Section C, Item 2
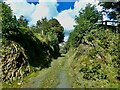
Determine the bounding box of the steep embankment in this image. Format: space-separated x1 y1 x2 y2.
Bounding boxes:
63 4 120 88
1 3 63 88
2 28 56 88
66 29 120 88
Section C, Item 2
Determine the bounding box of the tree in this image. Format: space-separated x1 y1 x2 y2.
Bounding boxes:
2 2 18 36
66 4 99 48
36 18 50 35
76 4 99 24
30 25 37 32
75 4 99 36
18 15 28 28
99 1 120 24
35 18 64 43
36 20 42 30
48 18 64 43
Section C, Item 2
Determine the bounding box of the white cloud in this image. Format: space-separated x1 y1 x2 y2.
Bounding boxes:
5 0 35 19
55 9 76 31
5 0 58 26
5 0 103 41
55 7 76 41
29 1 58 25
55 0 101 32
55 0 103 41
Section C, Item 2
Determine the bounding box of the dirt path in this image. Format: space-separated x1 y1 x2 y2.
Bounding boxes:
22 54 71 88
56 57 71 88
22 69 49 88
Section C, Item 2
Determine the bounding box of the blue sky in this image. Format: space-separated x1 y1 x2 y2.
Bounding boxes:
5 0 102 41
27 0 76 12
57 2 75 12
27 0 39 5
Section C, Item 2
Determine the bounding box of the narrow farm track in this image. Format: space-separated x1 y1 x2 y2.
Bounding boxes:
22 54 71 88
56 61 71 88
22 69 49 88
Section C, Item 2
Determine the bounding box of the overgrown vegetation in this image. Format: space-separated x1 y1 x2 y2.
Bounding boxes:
1 2 64 87
65 3 120 88
1 1 120 88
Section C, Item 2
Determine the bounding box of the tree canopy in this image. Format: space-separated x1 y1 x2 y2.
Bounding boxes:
18 15 28 28
35 18 64 43
48 18 64 43
2 2 18 35
99 1 120 21
66 4 99 48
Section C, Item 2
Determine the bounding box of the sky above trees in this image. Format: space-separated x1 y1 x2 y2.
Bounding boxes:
5 0 103 41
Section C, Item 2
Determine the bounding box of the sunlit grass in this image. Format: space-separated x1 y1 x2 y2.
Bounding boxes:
2 70 42 88
40 57 65 88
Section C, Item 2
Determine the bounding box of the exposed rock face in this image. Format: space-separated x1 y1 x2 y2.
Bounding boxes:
2 41 30 82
